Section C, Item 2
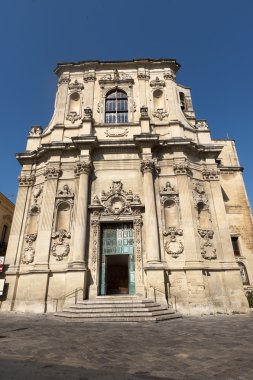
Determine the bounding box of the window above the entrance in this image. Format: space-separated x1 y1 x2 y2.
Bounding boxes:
105 89 128 124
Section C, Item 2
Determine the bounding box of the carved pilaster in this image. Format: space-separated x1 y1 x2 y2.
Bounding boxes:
133 216 143 281
90 219 100 273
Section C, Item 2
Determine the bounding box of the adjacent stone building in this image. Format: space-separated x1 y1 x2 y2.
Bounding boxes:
2 59 253 315
0 193 14 256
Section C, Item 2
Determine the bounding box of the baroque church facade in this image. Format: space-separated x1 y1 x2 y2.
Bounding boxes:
2 59 253 315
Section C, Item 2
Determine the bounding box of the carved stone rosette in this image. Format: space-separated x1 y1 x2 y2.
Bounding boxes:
74 161 92 177
43 167 62 180
18 174 35 187
198 229 217 260
202 168 220 181
22 233 37 264
163 228 184 258
51 229 71 261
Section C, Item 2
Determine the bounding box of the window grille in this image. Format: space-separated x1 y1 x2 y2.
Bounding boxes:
105 90 128 123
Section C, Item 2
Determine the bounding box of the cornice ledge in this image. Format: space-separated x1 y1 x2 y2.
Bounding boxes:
133 134 159 147
72 135 98 149
220 166 244 172
196 143 224 153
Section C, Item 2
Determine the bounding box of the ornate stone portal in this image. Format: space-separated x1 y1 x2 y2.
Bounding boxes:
2 58 253 316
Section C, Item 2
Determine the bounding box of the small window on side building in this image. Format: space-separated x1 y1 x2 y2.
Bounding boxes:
231 236 241 256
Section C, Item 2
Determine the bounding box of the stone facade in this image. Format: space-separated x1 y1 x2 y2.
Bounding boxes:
2 59 253 315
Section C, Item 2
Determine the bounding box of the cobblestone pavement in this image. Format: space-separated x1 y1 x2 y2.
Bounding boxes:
0 312 253 379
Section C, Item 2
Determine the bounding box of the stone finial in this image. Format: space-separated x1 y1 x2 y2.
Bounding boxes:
29 125 43 136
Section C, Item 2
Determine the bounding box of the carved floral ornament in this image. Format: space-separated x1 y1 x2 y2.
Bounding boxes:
51 229 71 261
90 180 143 218
163 227 184 258
196 120 209 130
153 109 169 121
192 180 209 210
68 79 84 91
198 229 217 260
66 112 81 123
99 70 134 84
150 77 166 89
22 233 37 264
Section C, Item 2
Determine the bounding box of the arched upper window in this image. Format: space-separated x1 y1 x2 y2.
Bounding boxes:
105 90 128 124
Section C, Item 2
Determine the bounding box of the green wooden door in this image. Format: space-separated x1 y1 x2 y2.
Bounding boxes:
100 223 135 295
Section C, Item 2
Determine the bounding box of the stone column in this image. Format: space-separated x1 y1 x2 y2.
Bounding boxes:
173 162 198 261
34 166 61 267
141 159 160 263
72 160 92 268
5 174 35 268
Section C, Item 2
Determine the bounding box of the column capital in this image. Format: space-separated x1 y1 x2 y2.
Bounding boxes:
141 159 160 174
18 173 35 187
43 166 62 180
173 162 191 176
202 167 220 181
74 161 92 177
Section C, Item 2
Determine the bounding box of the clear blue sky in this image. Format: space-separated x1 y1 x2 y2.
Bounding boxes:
1 0 252 208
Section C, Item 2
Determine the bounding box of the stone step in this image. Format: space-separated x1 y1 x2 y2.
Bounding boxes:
54 298 182 323
54 313 181 323
78 299 155 305
63 306 166 313
66 302 162 310
56 309 176 318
